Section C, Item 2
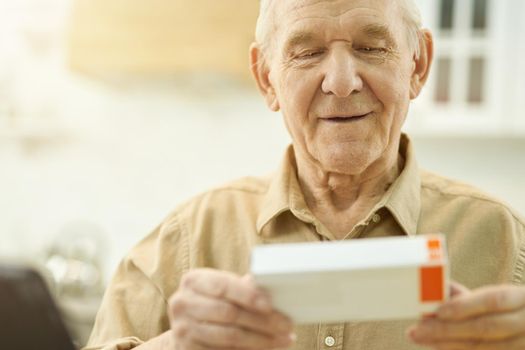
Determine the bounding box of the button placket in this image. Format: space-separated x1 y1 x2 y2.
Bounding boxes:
319 323 345 350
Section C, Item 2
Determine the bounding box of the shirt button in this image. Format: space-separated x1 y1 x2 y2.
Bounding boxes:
372 213 381 223
324 336 336 347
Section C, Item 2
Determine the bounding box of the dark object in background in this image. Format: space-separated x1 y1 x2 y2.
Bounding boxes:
0 264 76 350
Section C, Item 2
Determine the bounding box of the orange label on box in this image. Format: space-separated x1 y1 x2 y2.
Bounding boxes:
420 266 444 302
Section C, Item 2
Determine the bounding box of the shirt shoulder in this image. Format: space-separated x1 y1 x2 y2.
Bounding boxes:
420 169 525 226
420 169 525 286
153 175 273 273
142 174 273 250
169 175 271 222
190 175 271 200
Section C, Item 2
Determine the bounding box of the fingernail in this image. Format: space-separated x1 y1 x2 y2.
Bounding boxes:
274 333 296 346
407 328 418 340
421 312 437 320
255 295 272 312
275 315 293 332
411 331 426 343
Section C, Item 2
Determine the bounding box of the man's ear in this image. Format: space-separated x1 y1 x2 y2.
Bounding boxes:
410 29 434 99
250 43 280 111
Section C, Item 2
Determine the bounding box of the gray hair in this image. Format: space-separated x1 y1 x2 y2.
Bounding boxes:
255 0 423 58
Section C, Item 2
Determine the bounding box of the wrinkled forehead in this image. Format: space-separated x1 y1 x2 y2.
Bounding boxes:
268 0 405 49
273 0 402 23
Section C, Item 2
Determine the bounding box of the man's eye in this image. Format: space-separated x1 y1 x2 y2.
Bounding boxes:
297 51 324 59
358 47 387 53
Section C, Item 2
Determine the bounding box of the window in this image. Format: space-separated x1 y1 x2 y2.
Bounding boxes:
439 0 455 31
435 58 452 103
433 0 490 106
467 57 485 104
409 0 524 135
472 0 488 32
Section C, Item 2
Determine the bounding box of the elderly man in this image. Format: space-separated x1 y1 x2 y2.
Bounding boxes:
85 0 525 349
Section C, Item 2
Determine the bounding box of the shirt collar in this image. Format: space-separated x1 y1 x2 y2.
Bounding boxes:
256 146 297 233
379 134 421 236
256 134 421 237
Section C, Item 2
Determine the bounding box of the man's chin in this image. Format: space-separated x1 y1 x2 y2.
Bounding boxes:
317 147 374 176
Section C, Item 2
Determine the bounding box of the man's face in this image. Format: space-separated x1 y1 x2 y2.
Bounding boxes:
263 0 422 175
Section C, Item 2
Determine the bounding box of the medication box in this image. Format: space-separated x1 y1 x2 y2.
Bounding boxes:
251 234 449 323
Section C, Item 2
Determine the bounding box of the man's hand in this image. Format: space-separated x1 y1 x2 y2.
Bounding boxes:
407 282 525 349
168 268 295 350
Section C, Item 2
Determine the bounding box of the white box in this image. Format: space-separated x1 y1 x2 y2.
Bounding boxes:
251 234 449 323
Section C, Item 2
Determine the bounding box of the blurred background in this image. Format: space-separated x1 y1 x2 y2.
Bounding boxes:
0 0 524 347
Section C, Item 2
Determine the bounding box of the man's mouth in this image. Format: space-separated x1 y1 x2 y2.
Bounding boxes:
322 113 371 123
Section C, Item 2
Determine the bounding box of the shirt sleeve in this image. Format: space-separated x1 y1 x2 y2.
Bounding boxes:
513 215 525 285
83 213 190 350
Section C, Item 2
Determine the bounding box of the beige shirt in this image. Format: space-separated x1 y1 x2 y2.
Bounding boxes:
85 135 525 350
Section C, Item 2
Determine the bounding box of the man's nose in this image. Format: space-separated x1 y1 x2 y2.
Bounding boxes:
321 50 363 98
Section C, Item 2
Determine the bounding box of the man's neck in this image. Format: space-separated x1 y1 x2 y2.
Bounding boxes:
295 149 403 239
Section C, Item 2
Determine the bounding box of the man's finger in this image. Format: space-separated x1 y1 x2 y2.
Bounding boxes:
180 269 273 313
169 290 293 336
436 285 525 321
180 321 295 349
409 306 525 342
409 334 525 350
450 281 470 298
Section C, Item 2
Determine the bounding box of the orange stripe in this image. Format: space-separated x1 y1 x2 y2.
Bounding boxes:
420 266 444 302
